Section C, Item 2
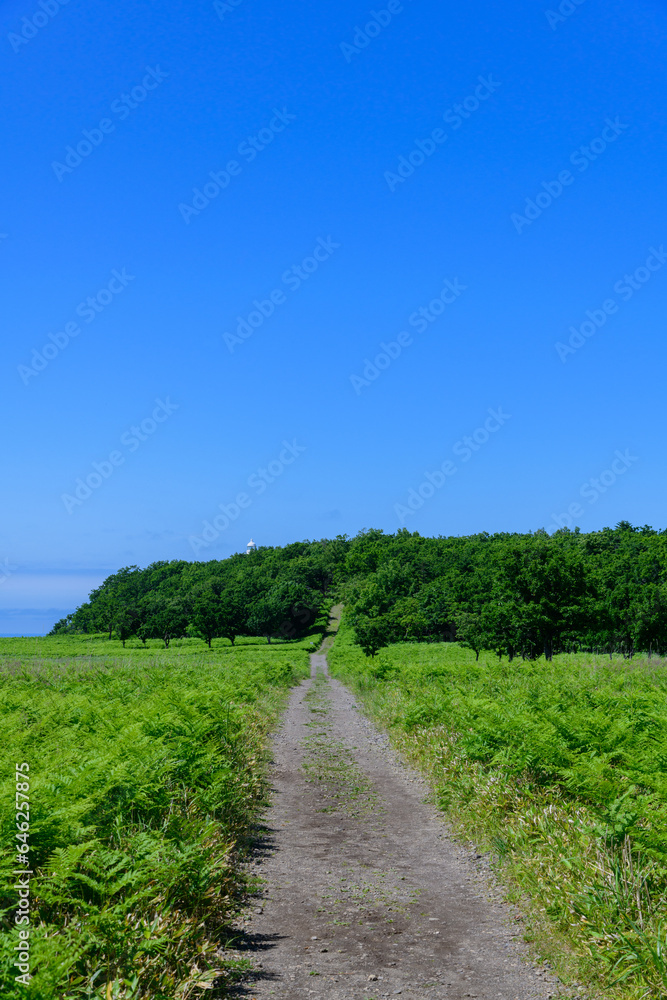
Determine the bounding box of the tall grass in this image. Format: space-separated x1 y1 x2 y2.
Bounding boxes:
0 632 319 659
0 637 312 999
329 620 667 998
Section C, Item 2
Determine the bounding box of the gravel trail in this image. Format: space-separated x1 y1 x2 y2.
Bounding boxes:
233 647 566 1000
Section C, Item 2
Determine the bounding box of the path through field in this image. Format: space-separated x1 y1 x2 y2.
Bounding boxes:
235 637 568 1000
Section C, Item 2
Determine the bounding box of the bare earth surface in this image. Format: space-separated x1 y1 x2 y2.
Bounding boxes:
232 643 569 1000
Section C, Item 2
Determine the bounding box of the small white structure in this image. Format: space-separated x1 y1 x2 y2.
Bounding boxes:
245 538 257 555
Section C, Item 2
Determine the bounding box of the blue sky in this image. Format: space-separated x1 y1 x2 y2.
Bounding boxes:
2 0 667 633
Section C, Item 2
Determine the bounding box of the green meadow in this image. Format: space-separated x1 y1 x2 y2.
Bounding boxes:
329 619 667 999
0 632 315 1000
6 601 667 1000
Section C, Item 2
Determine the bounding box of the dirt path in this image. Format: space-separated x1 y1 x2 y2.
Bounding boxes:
234 644 567 1000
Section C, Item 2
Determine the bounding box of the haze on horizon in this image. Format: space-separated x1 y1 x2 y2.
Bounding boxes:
2 0 666 634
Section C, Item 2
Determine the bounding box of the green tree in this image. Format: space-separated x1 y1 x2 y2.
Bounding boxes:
454 610 489 661
140 595 188 648
217 587 247 645
48 614 75 635
350 613 392 657
113 606 140 647
247 579 319 643
189 579 225 647
247 596 287 644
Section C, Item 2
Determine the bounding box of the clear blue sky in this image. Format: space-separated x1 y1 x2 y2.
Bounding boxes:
2 0 666 634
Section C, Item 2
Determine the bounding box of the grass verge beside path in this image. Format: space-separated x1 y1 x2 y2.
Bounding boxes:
0 631 318 1000
328 619 667 1000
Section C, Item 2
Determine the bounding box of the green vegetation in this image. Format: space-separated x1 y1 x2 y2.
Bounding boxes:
49 540 342 645
329 620 667 998
0 633 316 1000
302 674 377 819
340 523 667 660
10 522 667 996
49 523 667 660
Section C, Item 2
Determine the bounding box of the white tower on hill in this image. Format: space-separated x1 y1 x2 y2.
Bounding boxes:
246 538 256 555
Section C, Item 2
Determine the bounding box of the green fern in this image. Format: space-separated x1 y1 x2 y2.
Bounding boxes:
0 642 310 998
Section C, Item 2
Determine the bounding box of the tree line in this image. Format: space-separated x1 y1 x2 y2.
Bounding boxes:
50 523 667 658
49 540 339 647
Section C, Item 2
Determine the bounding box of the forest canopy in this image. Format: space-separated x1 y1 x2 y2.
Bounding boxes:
50 523 667 658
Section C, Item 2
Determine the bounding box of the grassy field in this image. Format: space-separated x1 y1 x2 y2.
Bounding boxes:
329 620 667 999
0 629 319 1000
0 632 324 659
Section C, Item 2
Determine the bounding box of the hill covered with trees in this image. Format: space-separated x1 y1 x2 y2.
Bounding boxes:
51 523 667 658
